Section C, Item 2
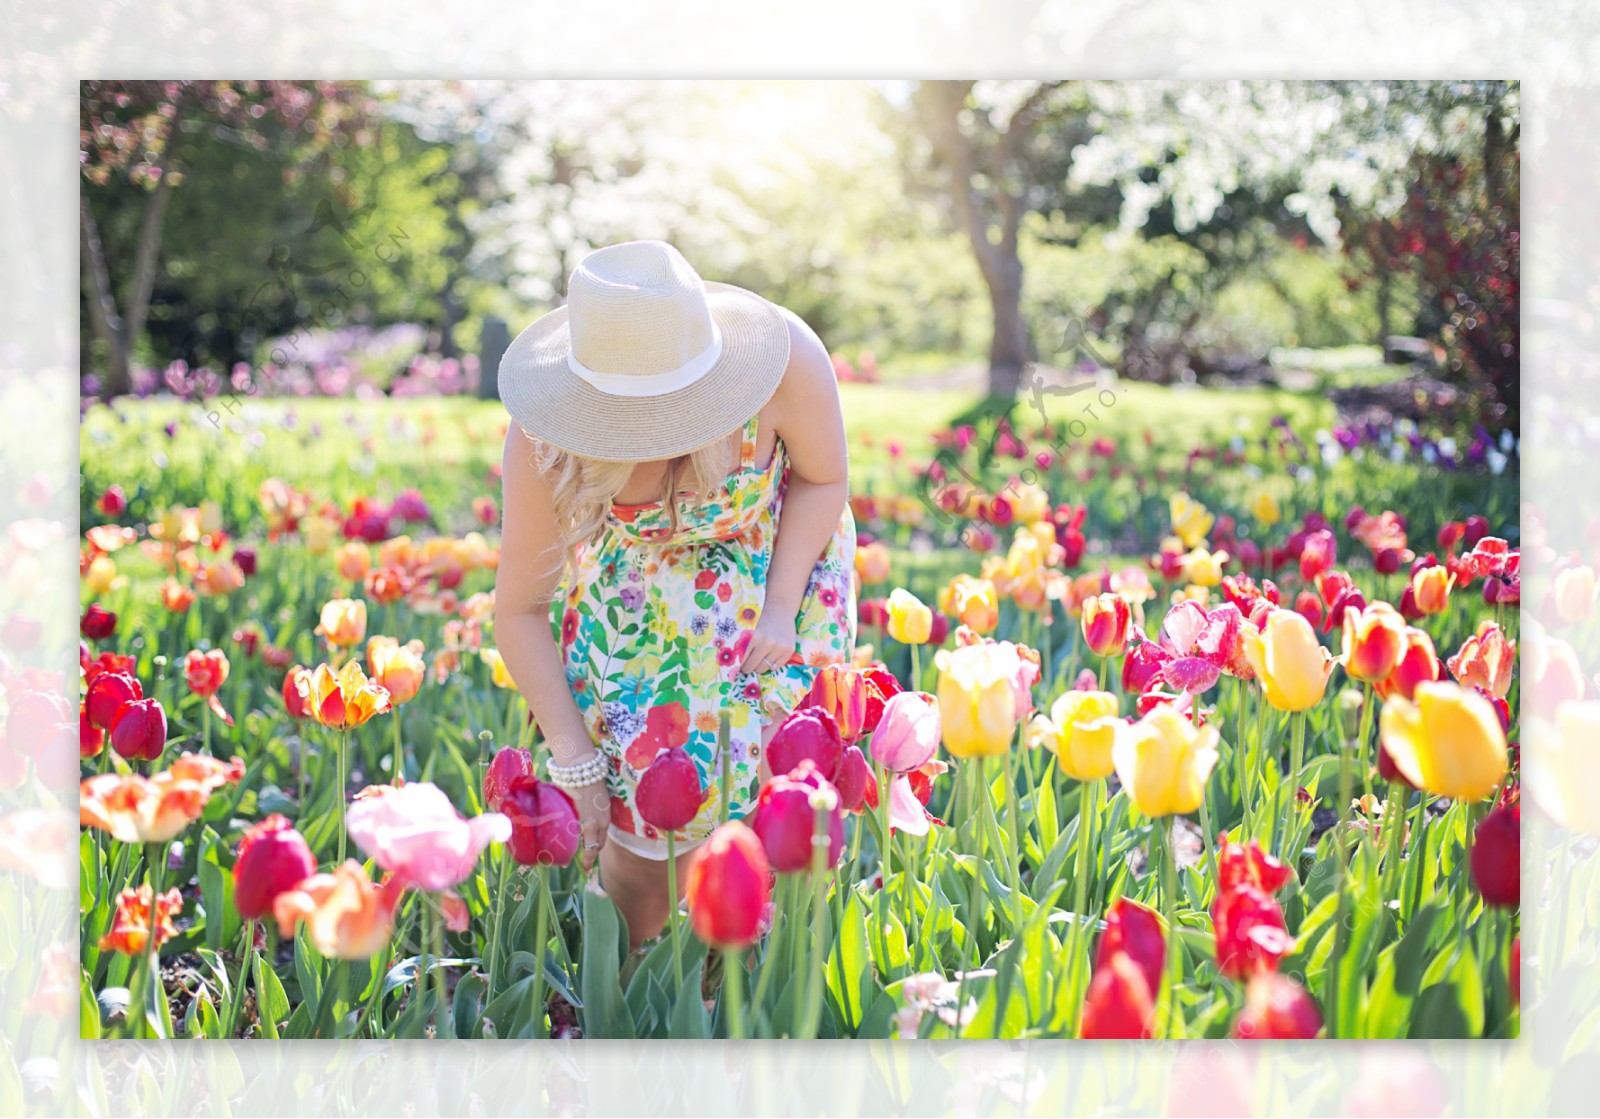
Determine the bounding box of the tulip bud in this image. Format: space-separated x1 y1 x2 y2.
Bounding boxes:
886 588 933 645
483 746 536 815
98 485 127 516
234 815 317 921
869 691 941 774
635 746 706 833
81 604 117 641
1337 688 1365 740
1079 951 1156 1039
766 706 844 783
834 745 871 812
502 776 580 867
85 671 142 731
109 697 167 762
1471 805 1520 908
749 762 844 873
686 821 771 949
1232 973 1322 1039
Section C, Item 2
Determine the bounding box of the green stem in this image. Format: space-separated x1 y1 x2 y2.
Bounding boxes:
531 867 550 1037
666 831 684 992
337 728 349 864
1379 779 1407 905
875 760 893 971
486 845 511 999
144 842 166 1039
392 711 405 783
221 919 253 1040
1279 710 1306 860
1067 777 1096 1034
1158 819 1180 1039
723 948 747 1039
800 798 831 1039
1328 719 1356 1038
1001 749 1025 929
1234 681 1250 836
1197 797 1220 908
910 643 922 691
431 898 451 1039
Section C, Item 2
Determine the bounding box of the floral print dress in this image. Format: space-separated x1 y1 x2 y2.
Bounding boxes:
554 412 857 855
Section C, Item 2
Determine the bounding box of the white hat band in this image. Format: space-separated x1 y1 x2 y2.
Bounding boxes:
565 320 725 398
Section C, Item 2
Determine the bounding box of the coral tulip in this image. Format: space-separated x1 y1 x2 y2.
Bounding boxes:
234 815 317 921
1551 564 1597 624
870 690 941 774
502 775 581 868
886 588 933 645
1242 608 1334 712
109 697 168 762
686 821 771 949
1470 805 1520 908
1410 565 1454 616
1447 621 1516 698
367 636 426 705
766 706 844 783
1037 690 1120 781
79 753 245 844
1299 529 1336 582
1379 682 1508 802
635 746 707 833
483 746 536 814
1081 593 1132 657
942 574 1000 635
346 781 510 890
273 860 406 959
1341 602 1407 683
1374 627 1442 702
282 665 314 719
855 542 891 585
1112 704 1220 817
1233 973 1322 1039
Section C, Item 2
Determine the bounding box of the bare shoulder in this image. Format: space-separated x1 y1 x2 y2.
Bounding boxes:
767 305 838 418
501 423 555 506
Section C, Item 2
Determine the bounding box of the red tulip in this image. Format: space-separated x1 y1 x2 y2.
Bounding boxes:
98 485 127 516
766 706 843 783
1216 837 1292 894
234 815 317 921
1293 590 1323 630
1299 529 1336 582
1121 638 1167 695
1079 951 1156 1039
281 665 313 719
80 704 104 758
635 746 706 833
484 746 536 815
1437 521 1466 551
834 745 871 812
1463 515 1490 547
1233 973 1322 1039
686 821 771 949
85 672 142 731
81 604 117 640
233 548 258 577
749 762 843 873
1323 585 1367 635
502 775 580 868
109 698 167 762
926 613 951 645
1212 883 1294 980
1095 897 1165 996
860 666 904 734
1471 805 1520 908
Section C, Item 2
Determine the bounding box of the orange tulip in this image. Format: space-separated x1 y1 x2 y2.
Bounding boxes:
272 860 406 959
1410 566 1454 616
297 660 392 730
184 648 229 696
316 598 368 648
160 580 196 613
855 542 891 586
336 542 372 582
1341 602 1407 683
367 636 426 706
802 663 870 742
193 559 246 596
1447 620 1516 698
98 885 183 955
80 753 246 844
1374 627 1442 702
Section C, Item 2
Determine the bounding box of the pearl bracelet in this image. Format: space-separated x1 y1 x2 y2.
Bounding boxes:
547 752 608 790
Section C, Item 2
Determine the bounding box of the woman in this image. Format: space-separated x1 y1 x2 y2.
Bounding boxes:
493 240 857 947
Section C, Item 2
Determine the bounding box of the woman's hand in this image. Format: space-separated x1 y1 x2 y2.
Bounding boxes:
740 606 800 675
571 779 612 873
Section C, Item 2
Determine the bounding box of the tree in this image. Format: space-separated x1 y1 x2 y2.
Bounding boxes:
79 81 375 395
910 80 1101 397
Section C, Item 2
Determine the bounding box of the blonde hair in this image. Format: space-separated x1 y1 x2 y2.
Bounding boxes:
531 435 732 583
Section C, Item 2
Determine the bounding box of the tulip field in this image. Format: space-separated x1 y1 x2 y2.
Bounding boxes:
77 384 1521 1041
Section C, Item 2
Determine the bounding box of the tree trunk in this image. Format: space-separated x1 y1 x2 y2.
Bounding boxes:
985 257 1029 398
80 191 128 395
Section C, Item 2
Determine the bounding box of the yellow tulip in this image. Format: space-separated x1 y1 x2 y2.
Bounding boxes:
886 588 933 645
1249 489 1281 526
1378 681 1507 802
302 514 338 555
85 555 118 594
296 659 392 730
1524 701 1600 834
1169 492 1215 549
1552 564 1597 624
1242 608 1334 712
1182 547 1228 588
1039 690 1121 781
1111 704 1219 817
1004 527 1047 577
941 574 1000 635
316 598 367 648
1012 482 1051 525
481 647 515 689
935 643 1020 758
367 636 426 705
1410 565 1454 616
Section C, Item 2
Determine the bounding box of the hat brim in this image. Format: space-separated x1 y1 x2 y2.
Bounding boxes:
498 281 792 462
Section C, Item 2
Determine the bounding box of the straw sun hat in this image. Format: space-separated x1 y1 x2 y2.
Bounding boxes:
498 239 792 462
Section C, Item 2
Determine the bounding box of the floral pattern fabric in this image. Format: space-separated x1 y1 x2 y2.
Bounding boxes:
554 412 857 849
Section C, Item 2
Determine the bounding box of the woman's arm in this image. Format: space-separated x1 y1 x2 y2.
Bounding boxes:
738 310 851 673
493 425 611 862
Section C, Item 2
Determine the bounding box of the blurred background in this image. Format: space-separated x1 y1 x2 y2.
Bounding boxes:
78 79 1519 431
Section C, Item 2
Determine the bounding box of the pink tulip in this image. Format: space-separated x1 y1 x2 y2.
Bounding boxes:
483 746 535 814
869 691 941 774
502 776 581 867
346 781 509 891
834 745 871 812
635 746 706 832
749 761 843 873
766 706 843 783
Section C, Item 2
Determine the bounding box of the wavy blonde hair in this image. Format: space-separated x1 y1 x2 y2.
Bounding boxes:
530 434 732 583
